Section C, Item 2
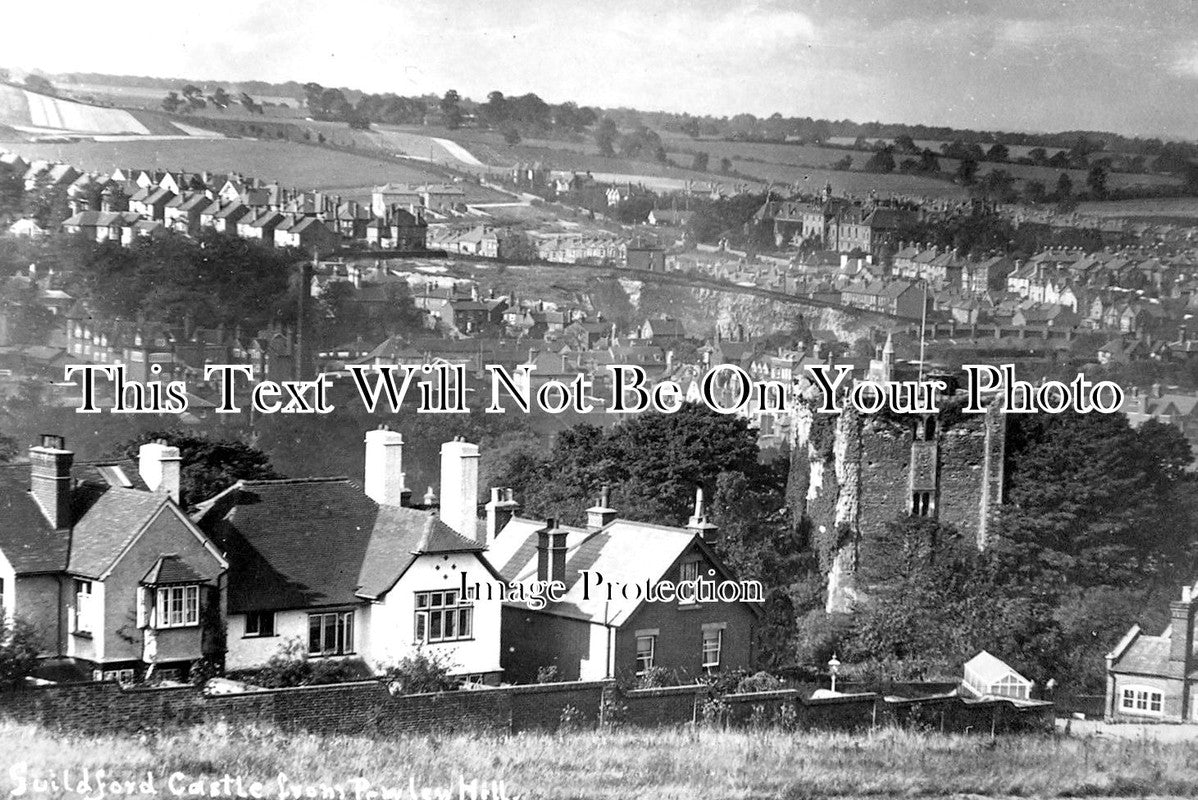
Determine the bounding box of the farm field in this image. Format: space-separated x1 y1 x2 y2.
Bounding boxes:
0 137 508 202
2 720 1197 798
1076 197 1198 220
0 84 198 137
56 81 304 113
659 133 1178 195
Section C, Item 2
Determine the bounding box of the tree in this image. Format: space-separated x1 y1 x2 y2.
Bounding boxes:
986 143 1010 162
161 92 183 114
440 89 463 130
210 87 230 109
595 117 618 158
0 432 15 463
1086 163 1109 199
24 75 55 96
110 430 280 507
863 147 896 174
0 619 40 687
492 405 768 527
955 157 979 186
832 155 853 171
502 127 521 145
180 84 206 111
1023 179 1047 204
1054 171 1074 202
720 157 733 174
680 118 701 138
692 152 710 172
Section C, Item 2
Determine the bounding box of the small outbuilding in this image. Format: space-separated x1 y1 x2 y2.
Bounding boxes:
962 651 1033 700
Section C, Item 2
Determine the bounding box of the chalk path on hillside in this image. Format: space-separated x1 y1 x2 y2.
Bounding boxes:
428 137 486 167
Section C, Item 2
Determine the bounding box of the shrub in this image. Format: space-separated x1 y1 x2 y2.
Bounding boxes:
309 658 371 685
0 619 40 687
699 696 728 728
252 638 313 688
188 658 222 687
735 671 783 694
635 666 673 689
558 704 584 733
598 688 627 730
382 648 456 695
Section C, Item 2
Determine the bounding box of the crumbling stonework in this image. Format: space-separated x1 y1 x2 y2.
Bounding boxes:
790 398 1006 612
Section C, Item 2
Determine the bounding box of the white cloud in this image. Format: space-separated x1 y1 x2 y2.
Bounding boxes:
1171 48 1198 78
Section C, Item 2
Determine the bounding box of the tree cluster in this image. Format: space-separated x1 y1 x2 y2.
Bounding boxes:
823 413 1198 692
67 229 299 330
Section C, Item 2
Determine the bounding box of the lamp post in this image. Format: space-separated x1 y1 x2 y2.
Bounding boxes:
828 654 841 693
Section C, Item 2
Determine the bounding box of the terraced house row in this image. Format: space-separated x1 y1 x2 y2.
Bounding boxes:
7 155 431 254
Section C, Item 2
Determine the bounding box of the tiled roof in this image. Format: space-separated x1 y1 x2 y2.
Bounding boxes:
142 553 209 585
0 465 67 573
1113 633 1171 677
488 516 759 626
195 477 484 613
0 459 152 574
68 488 168 578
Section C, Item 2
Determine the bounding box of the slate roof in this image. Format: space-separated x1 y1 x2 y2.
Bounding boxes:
487 515 760 626
0 465 67 573
194 477 486 613
142 554 209 585
68 488 169 579
0 459 150 574
1112 632 1172 677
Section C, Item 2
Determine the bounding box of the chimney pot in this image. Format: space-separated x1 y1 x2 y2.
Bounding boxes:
364 427 409 506
139 441 182 504
439 438 480 541
30 436 74 529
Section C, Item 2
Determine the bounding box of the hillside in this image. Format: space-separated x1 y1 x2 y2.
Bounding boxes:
0 83 212 138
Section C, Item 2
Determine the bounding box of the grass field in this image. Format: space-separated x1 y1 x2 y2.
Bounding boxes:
1075 197 1198 220
658 133 1178 196
2 721 1196 799
0 138 509 202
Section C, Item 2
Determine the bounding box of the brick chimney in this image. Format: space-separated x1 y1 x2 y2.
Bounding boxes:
485 487 520 543
439 437 480 541
1169 583 1197 677
687 488 719 544
364 426 410 507
138 440 181 504
586 485 617 530
29 434 73 529
536 518 568 583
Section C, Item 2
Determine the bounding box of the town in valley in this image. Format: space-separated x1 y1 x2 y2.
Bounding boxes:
1 2 1198 794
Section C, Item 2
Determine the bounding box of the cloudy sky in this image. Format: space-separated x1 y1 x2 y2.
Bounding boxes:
7 0 1196 138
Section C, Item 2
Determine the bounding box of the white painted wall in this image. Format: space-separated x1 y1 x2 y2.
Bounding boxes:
579 623 611 681
0 548 16 622
225 556 502 676
369 553 502 676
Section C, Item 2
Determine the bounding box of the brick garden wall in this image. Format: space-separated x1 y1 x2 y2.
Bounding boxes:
0 680 1052 737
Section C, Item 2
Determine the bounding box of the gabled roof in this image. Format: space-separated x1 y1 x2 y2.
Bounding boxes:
1110 629 1172 677
964 650 1030 685
487 515 760 626
194 477 486 613
142 553 209 585
0 458 158 574
67 489 170 578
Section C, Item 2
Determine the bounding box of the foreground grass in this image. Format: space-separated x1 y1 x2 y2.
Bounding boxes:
0 721 1196 799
